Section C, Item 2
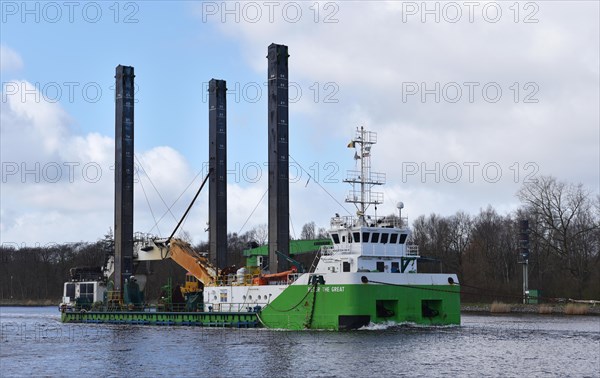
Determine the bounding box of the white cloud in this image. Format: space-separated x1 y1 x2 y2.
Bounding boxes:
198 1 599 221
1 81 204 244
2 2 598 246
0 80 299 245
0 45 23 72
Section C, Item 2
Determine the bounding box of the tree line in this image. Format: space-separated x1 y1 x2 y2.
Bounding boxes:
1 175 598 303
413 176 599 301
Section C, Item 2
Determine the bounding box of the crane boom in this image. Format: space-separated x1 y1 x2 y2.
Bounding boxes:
164 239 217 285
136 238 218 285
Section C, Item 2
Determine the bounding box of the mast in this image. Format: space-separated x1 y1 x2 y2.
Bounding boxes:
267 43 290 273
114 65 135 298
208 79 228 269
344 127 384 226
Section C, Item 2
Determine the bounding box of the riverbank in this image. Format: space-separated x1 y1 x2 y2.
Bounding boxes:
462 302 600 315
0 299 57 306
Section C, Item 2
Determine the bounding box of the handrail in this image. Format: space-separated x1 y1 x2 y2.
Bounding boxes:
406 245 419 256
320 246 352 256
60 301 263 314
330 215 410 229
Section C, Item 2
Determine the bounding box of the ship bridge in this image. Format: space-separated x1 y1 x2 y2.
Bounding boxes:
314 127 420 275
315 214 420 275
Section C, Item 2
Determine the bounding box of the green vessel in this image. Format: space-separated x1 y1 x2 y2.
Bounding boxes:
60 126 460 330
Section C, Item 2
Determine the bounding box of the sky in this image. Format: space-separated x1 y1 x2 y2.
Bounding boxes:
1 1 599 247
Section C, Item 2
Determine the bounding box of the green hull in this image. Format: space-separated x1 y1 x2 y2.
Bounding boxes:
260 283 460 330
61 282 460 330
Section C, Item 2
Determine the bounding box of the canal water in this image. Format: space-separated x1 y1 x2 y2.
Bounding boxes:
1 307 598 377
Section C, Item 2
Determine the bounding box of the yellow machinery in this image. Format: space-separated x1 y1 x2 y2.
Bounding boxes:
181 273 201 294
167 239 218 285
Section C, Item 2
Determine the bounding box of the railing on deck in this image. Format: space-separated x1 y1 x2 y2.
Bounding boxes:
60 301 265 314
330 215 410 229
203 302 264 313
322 243 419 258
406 245 419 256
133 232 158 244
320 245 352 256
214 272 300 286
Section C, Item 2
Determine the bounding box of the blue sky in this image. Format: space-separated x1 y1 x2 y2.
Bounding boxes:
1 1 599 245
3 2 263 155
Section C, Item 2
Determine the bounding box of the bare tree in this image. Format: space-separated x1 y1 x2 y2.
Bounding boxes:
316 227 329 239
300 221 316 240
446 211 473 278
469 207 519 286
248 224 268 245
517 176 600 297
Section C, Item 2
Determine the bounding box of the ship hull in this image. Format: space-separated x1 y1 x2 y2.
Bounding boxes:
260 273 460 330
61 273 460 330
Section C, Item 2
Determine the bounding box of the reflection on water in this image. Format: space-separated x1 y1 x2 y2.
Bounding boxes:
1 307 599 377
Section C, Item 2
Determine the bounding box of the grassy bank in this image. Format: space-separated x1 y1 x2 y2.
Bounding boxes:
0 299 58 306
462 302 600 316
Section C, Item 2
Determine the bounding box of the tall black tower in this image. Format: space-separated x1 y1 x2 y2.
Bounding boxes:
267 43 289 273
208 79 228 269
114 65 135 296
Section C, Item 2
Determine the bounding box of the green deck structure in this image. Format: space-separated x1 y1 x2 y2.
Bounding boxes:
244 239 331 267
243 239 331 257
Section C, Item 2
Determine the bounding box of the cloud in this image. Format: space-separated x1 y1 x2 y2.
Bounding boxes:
0 45 23 72
197 1 599 221
0 80 296 245
0 81 200 244
2 2 598 246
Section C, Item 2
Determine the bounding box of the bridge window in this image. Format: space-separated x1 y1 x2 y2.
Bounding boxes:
390 233 398 244
353 232 360 243
380 233 389 244
399 234 408 244
371 233 380 243
332 233 340 244
362 232 370 242
80 283 94 302
65 283 75 300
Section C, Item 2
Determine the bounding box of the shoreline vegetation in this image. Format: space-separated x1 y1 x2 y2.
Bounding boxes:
463 302 600 315
1 300 598 316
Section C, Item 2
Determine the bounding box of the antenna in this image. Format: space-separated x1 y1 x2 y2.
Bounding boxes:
343 126 385 226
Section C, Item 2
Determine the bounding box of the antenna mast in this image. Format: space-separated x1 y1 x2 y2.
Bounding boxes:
344 126 385 226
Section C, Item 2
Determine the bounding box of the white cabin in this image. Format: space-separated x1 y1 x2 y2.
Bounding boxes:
315 215 419 275
315 127 420 275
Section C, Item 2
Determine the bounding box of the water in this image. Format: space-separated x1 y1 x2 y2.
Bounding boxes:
1 307 598 377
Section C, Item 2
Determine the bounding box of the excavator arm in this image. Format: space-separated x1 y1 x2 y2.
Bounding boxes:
137 238 218 286
167 239 218 286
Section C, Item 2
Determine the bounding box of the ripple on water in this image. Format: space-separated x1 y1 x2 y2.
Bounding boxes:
1 308 598 377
